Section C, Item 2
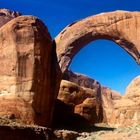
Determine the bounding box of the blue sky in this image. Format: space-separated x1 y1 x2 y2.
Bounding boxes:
1 0 140 94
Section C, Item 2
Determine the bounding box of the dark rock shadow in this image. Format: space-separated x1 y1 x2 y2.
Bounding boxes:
52 99 115 133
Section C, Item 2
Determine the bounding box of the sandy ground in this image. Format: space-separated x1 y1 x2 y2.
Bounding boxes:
77 124 140 140
54 124 140 140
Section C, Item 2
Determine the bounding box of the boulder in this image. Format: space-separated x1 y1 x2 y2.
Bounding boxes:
54 130 79 140
75 98 103 123
58 80 100 106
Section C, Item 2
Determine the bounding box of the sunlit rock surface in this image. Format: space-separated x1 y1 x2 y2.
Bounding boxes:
0 14 56 127
109 75 140 127
56 11 140 73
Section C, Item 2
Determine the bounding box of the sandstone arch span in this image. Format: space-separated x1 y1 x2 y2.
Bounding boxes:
56 11 140 73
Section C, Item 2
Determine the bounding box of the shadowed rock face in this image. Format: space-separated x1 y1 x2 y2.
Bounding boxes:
0 125 53 140
0 9 21 27
56 71 104 127
56 80 103 127
56 71 122 127
56 11 140 73
57 73 140 128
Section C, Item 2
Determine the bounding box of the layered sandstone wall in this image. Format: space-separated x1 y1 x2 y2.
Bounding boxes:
0 10 59 127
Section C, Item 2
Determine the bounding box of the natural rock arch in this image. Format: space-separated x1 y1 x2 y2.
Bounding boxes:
56 11 140 73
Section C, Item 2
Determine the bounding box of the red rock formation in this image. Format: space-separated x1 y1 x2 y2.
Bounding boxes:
0 9 21 27
57 70 103 125
0 9 140 129
63 70 101 91
75 98 102 123
0 15 57 127
125 75 140 98
55 11 140 128
101 87 121 123
56 11 140 73
0 125 52 140
57 71 124 126
0 95 34 124
108 75 140 127
58 80 98 106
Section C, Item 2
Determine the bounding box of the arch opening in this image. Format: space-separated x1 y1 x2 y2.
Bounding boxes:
68 39 140 94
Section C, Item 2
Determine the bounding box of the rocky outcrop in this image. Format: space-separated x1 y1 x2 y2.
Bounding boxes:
0 124 53 140
57 70 140 129
101 87 121 123
56 79 103 125
60 74 140 128
0 15 58 127
56 11 140 73
58 80 99 106
54 130 79 140
108 75 140 127
56 71 124 127
57 70 125 126
0 9 21 27
63 70 101 91
74 97 103 123
110 98 140 127
125 75 140 98
56 70 104 127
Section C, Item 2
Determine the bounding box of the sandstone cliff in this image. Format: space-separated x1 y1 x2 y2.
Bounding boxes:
0 9 58 127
